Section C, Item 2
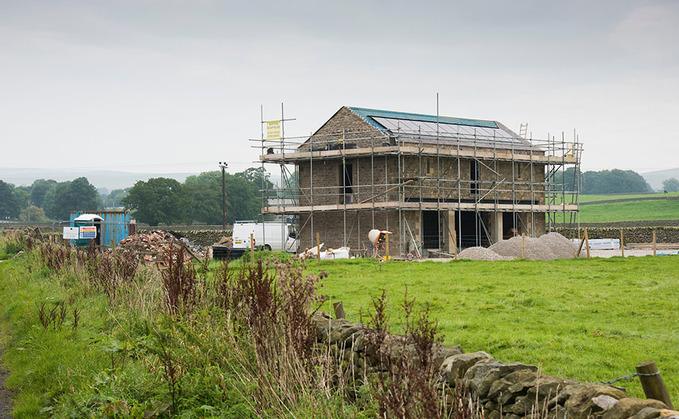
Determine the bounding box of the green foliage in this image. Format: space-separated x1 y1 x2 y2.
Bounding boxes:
30 179 58 209
121 178 189 226
662 177 679 193
19 205 48 222
183 171 222 224
48 177 103 221
0 231 25 259
0 242 363 417
0 180 22 220
103 188 130 209
553 168 653 194
582 169 652 194
126 169 269 226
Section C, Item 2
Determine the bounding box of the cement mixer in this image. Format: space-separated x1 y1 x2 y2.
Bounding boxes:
368 229 391 259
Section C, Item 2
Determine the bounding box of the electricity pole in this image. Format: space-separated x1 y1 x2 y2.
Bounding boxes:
219 162 228 230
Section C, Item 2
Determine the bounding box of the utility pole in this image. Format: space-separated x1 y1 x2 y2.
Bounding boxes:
219 162 228 230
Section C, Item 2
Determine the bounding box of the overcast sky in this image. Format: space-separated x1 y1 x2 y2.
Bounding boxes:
2 0 678 177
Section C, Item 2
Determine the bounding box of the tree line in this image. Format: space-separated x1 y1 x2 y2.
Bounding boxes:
121 167 273 226
552 168 679 194
3 167 678 222
0 177 102 222
0 167 273 225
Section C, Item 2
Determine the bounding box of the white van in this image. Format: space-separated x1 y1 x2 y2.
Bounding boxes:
232 221 299 253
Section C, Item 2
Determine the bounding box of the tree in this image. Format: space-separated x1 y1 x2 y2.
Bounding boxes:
49 177 103 221
581 170 652 194
225 175 260 223
30 179 58 209
235 166 274 190
183 170 263 225
0 180 21 219
551 167 581 193
122 178 189 226
19 206 48 222
662 178 679 193
184 171 222 224
103 188 130 209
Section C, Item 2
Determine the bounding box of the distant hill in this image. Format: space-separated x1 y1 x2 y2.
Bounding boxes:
641 168 679 191
0 168 196 190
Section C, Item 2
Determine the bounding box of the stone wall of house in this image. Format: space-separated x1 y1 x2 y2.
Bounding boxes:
399 156 545 204
297 155 398 207
297 154 546 207
315 316 678 419
297 107 388 152
297 209 414 256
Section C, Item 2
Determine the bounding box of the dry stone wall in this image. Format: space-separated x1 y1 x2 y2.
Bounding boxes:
555 226 679 244
315 316 678 419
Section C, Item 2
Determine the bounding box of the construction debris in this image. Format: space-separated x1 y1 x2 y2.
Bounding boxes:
298 243 324 260
119 231 193 263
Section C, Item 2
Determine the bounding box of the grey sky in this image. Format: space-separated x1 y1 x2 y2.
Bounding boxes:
1 0 678 176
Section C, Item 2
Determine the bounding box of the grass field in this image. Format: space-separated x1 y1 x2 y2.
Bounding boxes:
1 233 678 415
548 191 679 222
307 257 679 401
579 199 679 223
578 192 679 203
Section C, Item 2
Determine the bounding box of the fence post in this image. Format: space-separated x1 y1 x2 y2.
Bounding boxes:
636 360 674 409
333 301 346 319
577 233 586 257
584 227 591 259
620 228 624 257
652 230 657 256
250 233 255 268
452 229 458 261
316 232 321 264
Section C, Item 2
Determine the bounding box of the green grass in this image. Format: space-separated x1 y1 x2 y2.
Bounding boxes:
579 199 679 222
308 257 679 401
578 192 679 203
2 235 679 414
548 191 679 222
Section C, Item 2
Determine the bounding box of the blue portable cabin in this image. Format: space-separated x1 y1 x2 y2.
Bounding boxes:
69 210 131 248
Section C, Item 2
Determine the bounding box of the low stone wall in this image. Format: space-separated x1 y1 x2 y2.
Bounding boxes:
556 220 679 228
316 316 678 419
554 226 679 244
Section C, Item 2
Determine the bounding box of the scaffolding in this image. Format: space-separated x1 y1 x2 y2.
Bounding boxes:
253 107 582 258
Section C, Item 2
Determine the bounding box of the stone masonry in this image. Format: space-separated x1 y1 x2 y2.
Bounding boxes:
315 315 679 419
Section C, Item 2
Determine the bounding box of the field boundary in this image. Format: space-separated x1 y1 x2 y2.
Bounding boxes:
319 316 678 418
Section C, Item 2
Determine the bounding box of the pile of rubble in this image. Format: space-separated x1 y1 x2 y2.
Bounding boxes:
460 232 582 261
119 231 191 263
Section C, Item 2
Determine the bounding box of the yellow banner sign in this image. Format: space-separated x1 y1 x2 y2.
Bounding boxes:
267 121 281 140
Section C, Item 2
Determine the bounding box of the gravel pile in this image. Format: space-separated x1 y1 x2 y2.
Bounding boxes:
488 232 580 261
458 247 515 261
458 232 581 261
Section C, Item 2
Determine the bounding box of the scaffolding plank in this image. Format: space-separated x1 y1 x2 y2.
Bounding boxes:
262 201 579 214
260 146 578 164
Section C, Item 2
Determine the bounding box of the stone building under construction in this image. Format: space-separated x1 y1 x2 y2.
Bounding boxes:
260 106 582 257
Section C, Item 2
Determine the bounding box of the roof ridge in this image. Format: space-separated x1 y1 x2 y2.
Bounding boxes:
347 106 498 128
